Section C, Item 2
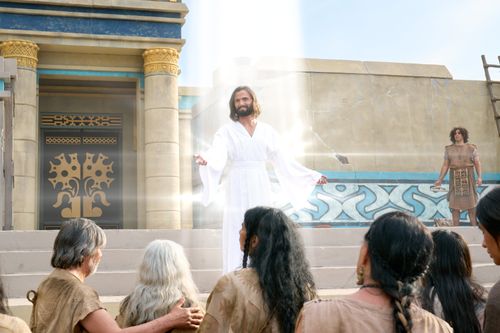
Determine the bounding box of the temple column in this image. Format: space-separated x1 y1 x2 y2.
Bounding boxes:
179 108 193 229
143 48 180 229
0 40 39 230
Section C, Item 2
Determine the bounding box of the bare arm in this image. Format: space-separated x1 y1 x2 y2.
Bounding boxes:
434 159 450 186
194 154 207 166
317 175 328 185
474 156 482 186
81 299 203 333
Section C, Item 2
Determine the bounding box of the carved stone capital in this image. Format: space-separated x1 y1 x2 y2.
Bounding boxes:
0 40 39 69
143 48 179 76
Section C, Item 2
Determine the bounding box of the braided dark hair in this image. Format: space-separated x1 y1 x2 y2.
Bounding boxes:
242 206 316 333
365 211 433 333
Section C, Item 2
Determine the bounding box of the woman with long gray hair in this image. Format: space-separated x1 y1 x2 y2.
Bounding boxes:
117 239 201 330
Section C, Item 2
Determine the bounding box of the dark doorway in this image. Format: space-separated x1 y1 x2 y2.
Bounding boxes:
40 114 122 229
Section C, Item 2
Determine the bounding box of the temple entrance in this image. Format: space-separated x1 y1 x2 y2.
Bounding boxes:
39 114 122 229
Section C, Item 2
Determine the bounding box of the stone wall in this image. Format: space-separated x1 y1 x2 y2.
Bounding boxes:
191 58 500 227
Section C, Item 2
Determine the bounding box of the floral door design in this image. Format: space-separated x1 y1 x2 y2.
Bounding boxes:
40 127 122 229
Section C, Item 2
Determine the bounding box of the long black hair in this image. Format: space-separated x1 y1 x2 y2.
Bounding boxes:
242 206 316 333
365 211 434 333
477 187 500 239
420 230 485 333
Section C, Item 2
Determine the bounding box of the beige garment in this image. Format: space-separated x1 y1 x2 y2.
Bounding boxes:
0 313 31 333
444 144 478 210
198 268 280 333
29 269 104 333
297 298 453 333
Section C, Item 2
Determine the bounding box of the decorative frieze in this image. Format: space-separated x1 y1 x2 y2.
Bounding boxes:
0 40 39 69
143 48 179 75
41 114 122 128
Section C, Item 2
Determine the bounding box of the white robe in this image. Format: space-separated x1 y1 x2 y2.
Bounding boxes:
199 121 321 272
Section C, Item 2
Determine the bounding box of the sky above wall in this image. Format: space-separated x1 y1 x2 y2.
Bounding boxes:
179 0 500 87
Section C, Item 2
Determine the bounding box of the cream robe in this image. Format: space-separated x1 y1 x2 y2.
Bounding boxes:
296 298 453 333
199 121 321 272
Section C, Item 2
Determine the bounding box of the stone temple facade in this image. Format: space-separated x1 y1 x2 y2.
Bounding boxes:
1 1 499 231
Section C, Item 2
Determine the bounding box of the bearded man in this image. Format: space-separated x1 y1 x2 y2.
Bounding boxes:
195 86 327 272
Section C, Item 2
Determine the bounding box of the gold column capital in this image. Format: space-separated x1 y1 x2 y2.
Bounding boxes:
143 48 179 76
0 39 39 69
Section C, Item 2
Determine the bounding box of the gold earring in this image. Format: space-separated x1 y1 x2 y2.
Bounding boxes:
356 266 365 285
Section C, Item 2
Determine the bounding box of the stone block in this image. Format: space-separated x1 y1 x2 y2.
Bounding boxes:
144 74 178 110
146 210 180 229
13 139 37 177
12 176 36 213
144 142 179 177
144 107 179 143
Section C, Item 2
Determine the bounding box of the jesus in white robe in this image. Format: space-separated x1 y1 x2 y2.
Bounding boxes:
196 86 325 272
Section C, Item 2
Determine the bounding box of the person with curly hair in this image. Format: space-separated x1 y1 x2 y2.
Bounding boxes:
419 230 486 333
198 206 316 333
476 186 500 333
116 239 201 332
296 211 452 333
435 127 482 226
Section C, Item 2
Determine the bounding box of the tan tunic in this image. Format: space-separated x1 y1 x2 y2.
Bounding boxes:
0 313 31 333
297 298 453 333
29 269 104 333
444 143 478 210
198 268 280 333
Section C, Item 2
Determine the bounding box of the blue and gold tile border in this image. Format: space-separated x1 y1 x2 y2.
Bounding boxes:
285 171 500 227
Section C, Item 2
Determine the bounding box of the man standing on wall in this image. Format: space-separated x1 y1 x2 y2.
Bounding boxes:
434 127 482 226
195 86 327 273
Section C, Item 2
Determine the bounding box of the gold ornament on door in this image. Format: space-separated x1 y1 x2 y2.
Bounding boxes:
48 153 114 218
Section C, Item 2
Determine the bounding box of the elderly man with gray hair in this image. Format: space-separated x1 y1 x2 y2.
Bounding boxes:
28 218 203 333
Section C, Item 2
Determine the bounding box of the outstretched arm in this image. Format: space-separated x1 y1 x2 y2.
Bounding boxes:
82 299 203 333
317 175 328 185
194 154 208 166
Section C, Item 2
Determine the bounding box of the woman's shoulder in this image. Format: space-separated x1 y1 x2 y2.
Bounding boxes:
0 313 31 333
302 298 349 314
488 280 500 297
409 305 453 332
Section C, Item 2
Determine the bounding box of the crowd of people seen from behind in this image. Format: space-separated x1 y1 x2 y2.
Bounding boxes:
0 187 499 332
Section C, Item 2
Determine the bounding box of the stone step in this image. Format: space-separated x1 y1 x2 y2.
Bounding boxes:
3 262 497 299
0 248 223 273
0 229 221 250
0 226 484 250
0 226 493 299
0 241 490 276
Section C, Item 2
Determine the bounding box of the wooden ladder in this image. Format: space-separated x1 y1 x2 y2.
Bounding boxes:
481 55 500 136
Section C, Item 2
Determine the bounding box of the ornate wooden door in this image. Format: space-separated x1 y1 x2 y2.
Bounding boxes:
40 114 122 229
